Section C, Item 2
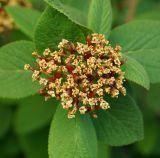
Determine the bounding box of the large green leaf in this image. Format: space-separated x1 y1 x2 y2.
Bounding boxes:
0 107 12 138
109 20 160 52
88 0 112 37
34 7 85 53
44 0 90 27
93 95 144 146
45 0 112 37
5 6 41 39
126 49 160 83
48 106 97 158
14 95 58 134
0 41 40 99
60 0 90 12
123 55 150 90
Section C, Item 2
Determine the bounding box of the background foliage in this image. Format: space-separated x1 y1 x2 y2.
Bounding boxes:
0 0 160 158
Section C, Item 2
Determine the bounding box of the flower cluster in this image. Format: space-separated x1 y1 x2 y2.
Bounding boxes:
0 0 31 32
24 33 126 118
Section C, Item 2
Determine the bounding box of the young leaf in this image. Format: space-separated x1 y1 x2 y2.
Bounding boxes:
0 41 40 99
48 106 97 158
123 55 150 90
126 49 160 83
0 107 12 138
88 0 112 37
109 20 160 52
93 95 144 146
14 95 58 135
34 7 85 53
5 6 41 39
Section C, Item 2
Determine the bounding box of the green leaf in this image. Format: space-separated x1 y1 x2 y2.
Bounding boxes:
45 0 112 37
88 0 112 37
14 95 58 134
123 55 150 90
28 0 45 11
60 0 90 12
93 95 144 146
109 20 160 52
0 41 40 99
98 142 110 158
126 49 160 83
44 0 90 27
19 127 49 158
0 107 12 138
5 6 41 39
34 7 85 53
48 105 97 158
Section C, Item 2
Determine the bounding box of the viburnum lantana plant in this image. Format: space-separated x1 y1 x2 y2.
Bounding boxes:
0 0 160 158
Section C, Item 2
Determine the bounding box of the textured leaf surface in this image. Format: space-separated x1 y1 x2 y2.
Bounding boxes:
44 0 90 27
61 0 90 12
126 49 160 83
0 107 12 138
88 0 112 37
45 0 112 37
48 106 97 158
6 6 41 38
93 95 144 146
15 95 58 134
109 20 160 52
34 7 85 53
0 41 40 99
123 55 150 89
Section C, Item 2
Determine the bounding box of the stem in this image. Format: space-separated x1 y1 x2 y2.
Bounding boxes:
125 0 139 22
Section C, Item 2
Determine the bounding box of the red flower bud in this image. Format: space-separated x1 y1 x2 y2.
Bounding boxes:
88 91 96 98
66 63 74 73
86 35 92 45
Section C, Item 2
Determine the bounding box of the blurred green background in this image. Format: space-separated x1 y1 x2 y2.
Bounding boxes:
0 0 160 158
